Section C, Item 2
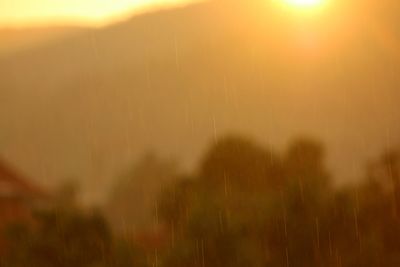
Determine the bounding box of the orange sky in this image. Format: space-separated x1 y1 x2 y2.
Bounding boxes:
0 0 194 27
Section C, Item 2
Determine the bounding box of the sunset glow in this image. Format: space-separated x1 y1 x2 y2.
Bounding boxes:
0 0 192 27
285 0 323 8
279 0 328 14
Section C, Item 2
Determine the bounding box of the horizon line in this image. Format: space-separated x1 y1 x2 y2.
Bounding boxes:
0 0 198 30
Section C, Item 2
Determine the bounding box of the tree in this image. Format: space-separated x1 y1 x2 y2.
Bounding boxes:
3 209 112 267
106 153 179 233
200 135 282 193
284 137 331 212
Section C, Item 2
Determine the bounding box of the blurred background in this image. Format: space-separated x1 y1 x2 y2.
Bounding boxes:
1 0 400 266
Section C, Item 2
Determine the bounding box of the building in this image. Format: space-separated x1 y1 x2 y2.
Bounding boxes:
0 159 47 251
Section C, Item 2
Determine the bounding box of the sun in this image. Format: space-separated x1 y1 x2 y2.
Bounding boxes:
285 0 323 7
277 0 328 15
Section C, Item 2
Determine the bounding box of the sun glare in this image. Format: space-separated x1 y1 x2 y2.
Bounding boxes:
285 0 323 8
276 0 328 16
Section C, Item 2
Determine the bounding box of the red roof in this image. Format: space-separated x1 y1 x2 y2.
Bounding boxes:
0 159 46 199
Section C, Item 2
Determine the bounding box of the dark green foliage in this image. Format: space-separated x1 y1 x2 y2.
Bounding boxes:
2 209 112 267
159 135 400 267
3 135 400 267
200 135 283 192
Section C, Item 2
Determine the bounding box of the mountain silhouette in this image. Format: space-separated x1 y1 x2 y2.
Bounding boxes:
0 0 399 202
0 26 87 56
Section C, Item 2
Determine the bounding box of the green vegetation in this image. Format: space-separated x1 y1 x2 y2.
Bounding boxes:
2 134 400 267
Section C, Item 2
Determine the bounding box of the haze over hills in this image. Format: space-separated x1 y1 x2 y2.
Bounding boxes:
0 0 399 203
0 26 88 56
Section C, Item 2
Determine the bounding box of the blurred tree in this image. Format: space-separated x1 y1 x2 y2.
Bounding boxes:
200 135 283 193
107 239 148 267
3 209 112 267
158 177 196 234
53 180 80 209
4 135 400 267
106 153 179 233
284 137 331 212
161 135 286 267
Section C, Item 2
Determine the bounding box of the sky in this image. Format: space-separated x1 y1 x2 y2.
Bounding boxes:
0 0 193 27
